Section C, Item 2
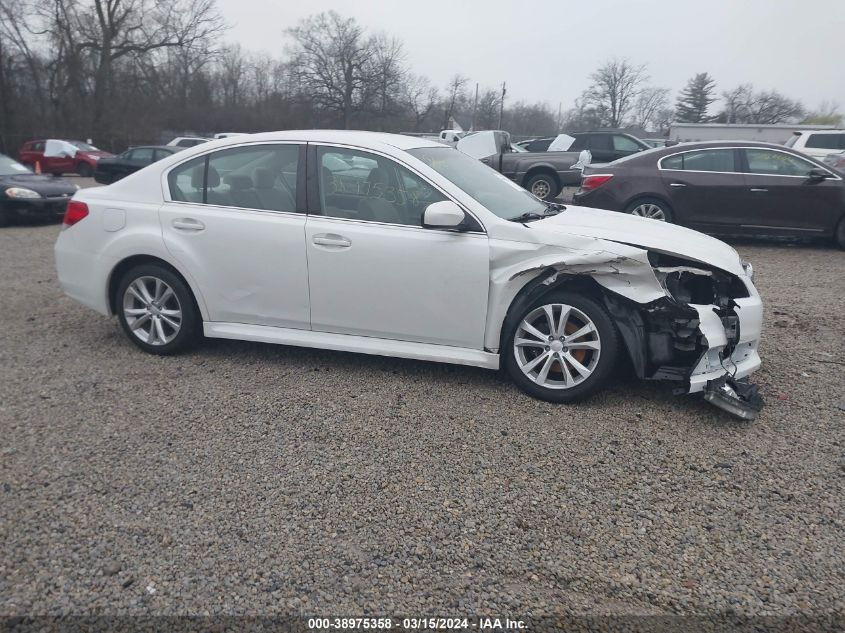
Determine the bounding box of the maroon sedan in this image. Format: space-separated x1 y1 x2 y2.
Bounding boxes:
573 141 845 249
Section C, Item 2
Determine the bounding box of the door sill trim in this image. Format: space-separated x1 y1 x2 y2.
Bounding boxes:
204 322 500 370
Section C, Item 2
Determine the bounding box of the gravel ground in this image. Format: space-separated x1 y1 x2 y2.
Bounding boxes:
0 222 843 623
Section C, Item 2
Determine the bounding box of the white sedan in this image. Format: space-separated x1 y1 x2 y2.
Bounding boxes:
55 131 764 418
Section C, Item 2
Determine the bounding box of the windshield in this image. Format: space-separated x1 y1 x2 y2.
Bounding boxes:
408 147 545 220
67 140 98 151
0 154 32 176
784 134 799 148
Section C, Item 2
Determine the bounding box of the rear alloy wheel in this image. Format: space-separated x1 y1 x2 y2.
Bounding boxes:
504 292 619 403
525 173 560 201
627 198 672 222
116 264 200 355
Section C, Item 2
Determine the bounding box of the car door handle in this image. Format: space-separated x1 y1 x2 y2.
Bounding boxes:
172 218 205 231
312 234 351 248
750 188 768 193
669 182 687 187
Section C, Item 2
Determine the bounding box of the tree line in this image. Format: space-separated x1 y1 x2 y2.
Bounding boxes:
1 1 840 155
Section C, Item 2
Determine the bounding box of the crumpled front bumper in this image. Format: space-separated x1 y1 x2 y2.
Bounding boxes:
687 294 763 394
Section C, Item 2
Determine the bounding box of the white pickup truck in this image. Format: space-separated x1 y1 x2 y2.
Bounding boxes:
785 129 845 160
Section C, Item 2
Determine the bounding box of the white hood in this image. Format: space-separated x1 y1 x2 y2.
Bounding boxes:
533 205 744 276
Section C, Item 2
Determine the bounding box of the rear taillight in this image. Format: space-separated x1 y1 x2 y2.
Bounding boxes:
580 174 614 191
63 200 89 227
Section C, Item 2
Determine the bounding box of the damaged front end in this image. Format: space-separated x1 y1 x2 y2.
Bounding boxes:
603 252 764 420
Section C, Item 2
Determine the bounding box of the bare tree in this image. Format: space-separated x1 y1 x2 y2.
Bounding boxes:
802 100 843 126
402 74 439 132
34 0 225 136
442 74 468 129
364 34 405 129
634 86 670 131
287 11 374 129
582 59 647 128
718 84 804 124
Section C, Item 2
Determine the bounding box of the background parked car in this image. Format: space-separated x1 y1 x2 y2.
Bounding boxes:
459 130 649 200
0 153 77 226
573 141 845 248
785 129 845 160
94 145 180 184
19 139 114 177
167 136 211 148
822 150 845 174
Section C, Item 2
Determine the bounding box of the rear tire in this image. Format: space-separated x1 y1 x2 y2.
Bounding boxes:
115 264 200 355
0 209 9 228
525 172 560 201
626 197 673 222
503 290 620 403
835 217 845 250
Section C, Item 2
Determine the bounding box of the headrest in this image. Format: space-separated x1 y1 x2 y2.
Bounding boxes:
253 168 275 189
367 167 389 185
190 165 204 189
224 174 252 190
206 165 220 188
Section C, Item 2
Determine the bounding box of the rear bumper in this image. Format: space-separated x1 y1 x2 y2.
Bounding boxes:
54 229 111 316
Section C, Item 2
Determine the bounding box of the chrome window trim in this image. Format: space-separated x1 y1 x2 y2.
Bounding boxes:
657 146 841 180
312 141 487 233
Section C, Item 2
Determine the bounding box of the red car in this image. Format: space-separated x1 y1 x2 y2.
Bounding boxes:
19 139 114 177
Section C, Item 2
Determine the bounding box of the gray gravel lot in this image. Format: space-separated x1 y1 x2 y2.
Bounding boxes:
0 221 843 621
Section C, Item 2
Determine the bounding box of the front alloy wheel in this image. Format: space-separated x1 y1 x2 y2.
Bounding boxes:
514 304 601 389
504 291 619 403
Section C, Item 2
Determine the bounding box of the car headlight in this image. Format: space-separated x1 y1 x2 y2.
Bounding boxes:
741 260 754 281
5 187 42 199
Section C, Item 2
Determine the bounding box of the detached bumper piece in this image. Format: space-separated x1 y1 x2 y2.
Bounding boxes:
703 375 764 420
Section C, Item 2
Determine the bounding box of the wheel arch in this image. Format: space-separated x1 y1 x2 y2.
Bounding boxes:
107 254 207 320
494 270 654 378
496 271 609 353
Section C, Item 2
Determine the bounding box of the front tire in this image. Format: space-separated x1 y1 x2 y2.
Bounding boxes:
503 291 619 403
115 264 200 355
525 172 560 201
76 163 93 178
626 197 673 222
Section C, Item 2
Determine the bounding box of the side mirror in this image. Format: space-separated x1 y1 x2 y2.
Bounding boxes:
807 167 830 182
422 200 467 230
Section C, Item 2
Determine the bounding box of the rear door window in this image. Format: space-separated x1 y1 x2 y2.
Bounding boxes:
661 149 737 172
168 144 300 212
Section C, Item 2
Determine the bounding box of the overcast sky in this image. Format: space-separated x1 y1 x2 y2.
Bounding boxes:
216 0 845 113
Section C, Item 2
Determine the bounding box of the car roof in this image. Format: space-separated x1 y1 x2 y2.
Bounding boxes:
127 145 174 151
652 140 798 153
189 130 445 151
